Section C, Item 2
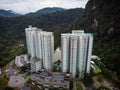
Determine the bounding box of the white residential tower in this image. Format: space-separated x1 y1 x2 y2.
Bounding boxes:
25 26 54 72
61 30 93 78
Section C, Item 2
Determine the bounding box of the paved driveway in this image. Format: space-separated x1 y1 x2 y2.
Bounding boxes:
20 85 31 90
8 75 25 87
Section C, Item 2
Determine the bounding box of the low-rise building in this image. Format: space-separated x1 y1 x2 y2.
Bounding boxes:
54 47 61 62
30 57 42 72
15 54 29 67
31 70 69 89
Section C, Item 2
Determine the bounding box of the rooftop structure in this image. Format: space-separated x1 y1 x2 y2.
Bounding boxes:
31 70 69 89
30 57 42 72
15 54 29 67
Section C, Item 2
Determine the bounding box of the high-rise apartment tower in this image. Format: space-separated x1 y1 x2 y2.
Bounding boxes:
61 30 93 78
25 26 54 71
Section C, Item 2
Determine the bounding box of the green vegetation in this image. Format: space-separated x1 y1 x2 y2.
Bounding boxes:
69 80 73 90
93 59 120 87
15 80 18 82
97 74 104 82
91 61 102 74
82 74 93 87
26 78 31 83
23 72 30 79
0 76 9 89
20 66 28 73
103 69 120 88
36 7 64 14
3 86 15 90
49 86 68 90
0 9 20 17
76 83 83 90
0 45 27 67
31 86 41 90
93 70 101 74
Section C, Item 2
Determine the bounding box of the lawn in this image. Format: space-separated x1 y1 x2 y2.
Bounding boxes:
76 83 83 90
23 72 30 79
92 63 102 74
93 69 102 74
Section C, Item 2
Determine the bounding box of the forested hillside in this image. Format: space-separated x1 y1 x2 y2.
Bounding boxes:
0 9 21 17
66 0 120 80
34 7 64 14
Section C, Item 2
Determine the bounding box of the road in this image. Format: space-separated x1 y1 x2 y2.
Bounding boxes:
7 60 27 89
73 82 76 90
85 84 95 90
20 85 31 90
7 60 15 76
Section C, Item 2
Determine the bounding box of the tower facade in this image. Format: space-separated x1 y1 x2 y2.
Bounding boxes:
61 30 93 78
25 26 54 71
61 34 70 73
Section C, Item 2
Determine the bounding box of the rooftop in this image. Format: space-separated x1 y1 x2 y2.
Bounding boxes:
31 70 70 87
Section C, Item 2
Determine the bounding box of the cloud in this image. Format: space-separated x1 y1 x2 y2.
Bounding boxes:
0 0 88 14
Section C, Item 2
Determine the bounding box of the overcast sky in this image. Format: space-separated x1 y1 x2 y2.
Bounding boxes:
0 0 89 14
